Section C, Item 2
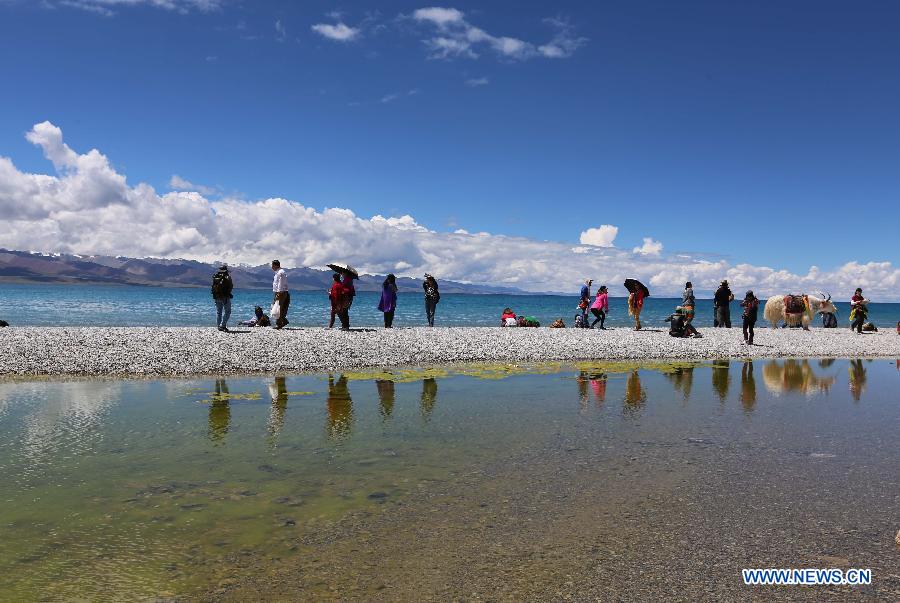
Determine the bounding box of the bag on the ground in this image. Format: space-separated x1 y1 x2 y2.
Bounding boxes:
822 312 837 328
550 319 565 328
574 313 585 328
270 300 281 321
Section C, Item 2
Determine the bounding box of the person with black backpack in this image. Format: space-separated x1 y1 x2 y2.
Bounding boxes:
211 264 234 332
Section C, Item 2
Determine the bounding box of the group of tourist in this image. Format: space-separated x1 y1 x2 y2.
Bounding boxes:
208 262 875 335
210 261 442 331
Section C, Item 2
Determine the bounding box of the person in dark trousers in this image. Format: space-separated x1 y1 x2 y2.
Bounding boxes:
850 287 867 334
327 273 341 328
714 280 734 328
579 279 592 328
271 260 290 329
682 282 696 330
740 290 759 344
211 264 234 332
329 273 350 330
423 274 440 327
378 273 398 328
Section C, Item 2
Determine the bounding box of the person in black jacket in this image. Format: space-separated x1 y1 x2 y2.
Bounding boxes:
714 280 734 328
211 264 234 331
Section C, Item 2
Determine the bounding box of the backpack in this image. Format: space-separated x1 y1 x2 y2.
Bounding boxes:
574 313 585 328
211 272 231 298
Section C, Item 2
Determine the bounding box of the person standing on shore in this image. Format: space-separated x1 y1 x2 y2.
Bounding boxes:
590 285 609 329
681 282 696 330
850 287 867 334
423 274 440 327
378 274 398 328
714 280 734 328
740 290 759 345
579 279 592 328
628 287 644 330
271 260 290 329
329 274 350 330
211 264 234 332
327 273 342 328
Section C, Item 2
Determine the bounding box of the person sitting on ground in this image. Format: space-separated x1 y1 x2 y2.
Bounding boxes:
666 308 701 338
516 315 527 327
239 306 271 327
501 307 517 327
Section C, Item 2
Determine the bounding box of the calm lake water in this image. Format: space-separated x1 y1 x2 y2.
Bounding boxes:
1 283 898 328
1 359 898 600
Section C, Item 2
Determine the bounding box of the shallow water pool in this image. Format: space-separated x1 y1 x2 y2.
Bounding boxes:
0 359 898 600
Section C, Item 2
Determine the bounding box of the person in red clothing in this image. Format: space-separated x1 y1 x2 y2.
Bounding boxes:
328 273 351 330
501 307 517 327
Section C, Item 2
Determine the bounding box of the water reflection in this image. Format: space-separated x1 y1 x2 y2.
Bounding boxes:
664 367 694 401
208 379 231 444
420 378 438 421
376 380 395 420
740 361 756 411
577 371 608 411
762 360 836 395
848 360 868 402
327 375 353 439
267 377 289 440
711 360 731 402
623 370 646 416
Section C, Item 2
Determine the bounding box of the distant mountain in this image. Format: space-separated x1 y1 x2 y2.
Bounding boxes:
0 249 532 295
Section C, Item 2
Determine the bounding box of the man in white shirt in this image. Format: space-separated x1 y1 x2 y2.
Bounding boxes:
271 259 290 329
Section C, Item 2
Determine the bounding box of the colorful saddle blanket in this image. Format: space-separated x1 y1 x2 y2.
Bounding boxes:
784 295 807 315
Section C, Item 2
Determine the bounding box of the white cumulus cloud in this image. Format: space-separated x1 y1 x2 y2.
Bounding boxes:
1 122 898 300
579 225 618 248
633 237 663 256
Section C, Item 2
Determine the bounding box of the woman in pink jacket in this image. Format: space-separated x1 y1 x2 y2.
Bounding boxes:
590 285 609 329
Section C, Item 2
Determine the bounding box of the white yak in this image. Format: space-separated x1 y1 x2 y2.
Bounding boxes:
764 293 837 330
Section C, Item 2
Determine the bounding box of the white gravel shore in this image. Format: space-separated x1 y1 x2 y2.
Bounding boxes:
1 326 898 377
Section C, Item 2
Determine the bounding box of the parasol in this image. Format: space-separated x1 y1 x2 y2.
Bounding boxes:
623 278 650 298
327 263 360 279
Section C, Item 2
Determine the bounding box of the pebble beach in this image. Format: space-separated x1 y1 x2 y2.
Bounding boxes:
1 326 897 377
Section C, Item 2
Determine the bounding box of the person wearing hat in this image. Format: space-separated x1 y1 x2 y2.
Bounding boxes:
713 279 734 328
850 287 867 334
211 264 234 332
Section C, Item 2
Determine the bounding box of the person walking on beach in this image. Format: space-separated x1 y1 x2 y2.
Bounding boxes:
714 280 734 328
211 264 234 332
271 260 290 329
378 274 398 328
740 290 759 345
850 287 867 334
423 274 440 327
329 273 351 330
590 285 609 329
579 279 592 328
681 282 696 331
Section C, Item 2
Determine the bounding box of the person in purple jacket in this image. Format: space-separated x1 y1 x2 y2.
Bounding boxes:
378 274 398 328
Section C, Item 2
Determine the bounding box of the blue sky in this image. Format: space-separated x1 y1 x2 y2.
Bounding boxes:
0 0 898 296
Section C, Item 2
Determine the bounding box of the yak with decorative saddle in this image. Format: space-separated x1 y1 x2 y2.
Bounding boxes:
783 294 808 316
